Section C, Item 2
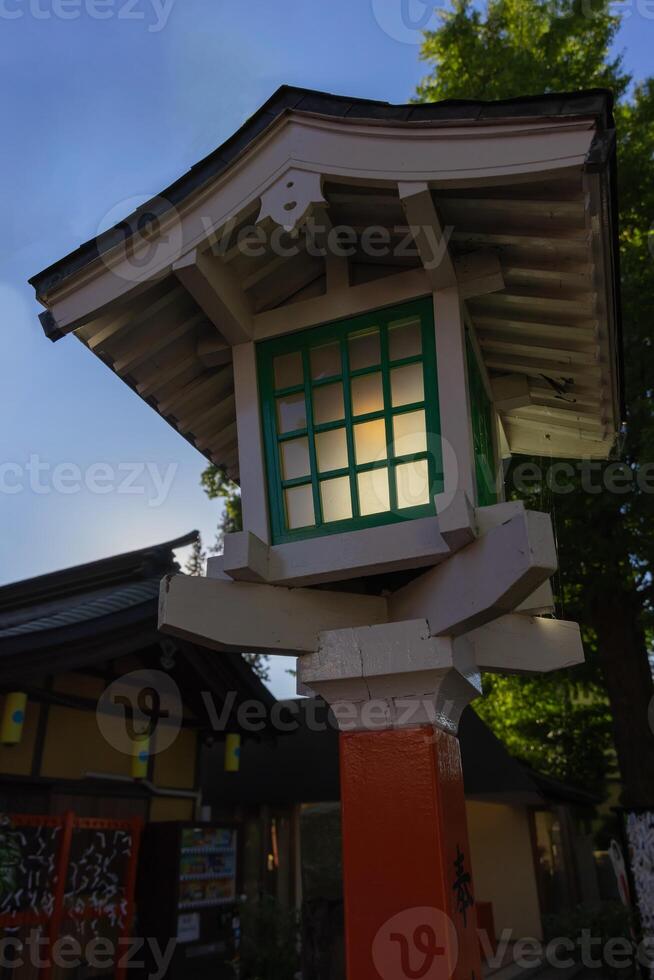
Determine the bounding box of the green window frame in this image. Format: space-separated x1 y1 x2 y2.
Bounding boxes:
466 333 498 508
257 298 443 545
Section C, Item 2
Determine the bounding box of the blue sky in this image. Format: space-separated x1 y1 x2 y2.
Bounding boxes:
1 0 651 696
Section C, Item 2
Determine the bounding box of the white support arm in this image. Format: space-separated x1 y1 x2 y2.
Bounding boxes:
469 615 584 673
389 510 557 636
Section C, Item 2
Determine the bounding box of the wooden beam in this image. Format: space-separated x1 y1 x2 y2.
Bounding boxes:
185 391 235 437
157 365 233 418
490 373 532 411
479 337 599 367
473 315 596 347
451 229 588 252
137 353 197 399
454 250 504 299
515 580 554 615
483 354 601 384
469 615 583 674
173 248 253 344
194 419 238 454
389 510 557 636
158 574 388 655
86 283 183 351
253 268 429 340
197 334 231 367
439 197 586 219
502 264 591 291
475 288 594 317
502 413 606 440
398 181 456 292
113 311 204 376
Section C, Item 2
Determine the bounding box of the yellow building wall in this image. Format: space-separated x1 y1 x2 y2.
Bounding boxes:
466 800 542 940
152 727 197 790
40 705 132 780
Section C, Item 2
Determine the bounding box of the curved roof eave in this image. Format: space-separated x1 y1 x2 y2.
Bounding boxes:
28 85 616 302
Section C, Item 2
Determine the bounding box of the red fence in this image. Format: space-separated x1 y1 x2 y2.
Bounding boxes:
0 812 142 980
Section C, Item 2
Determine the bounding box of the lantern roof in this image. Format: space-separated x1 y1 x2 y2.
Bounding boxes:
29 85 622 471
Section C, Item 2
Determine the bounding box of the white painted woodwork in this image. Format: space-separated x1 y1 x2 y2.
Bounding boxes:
434 490 476 551
222 515 453 587
433 287 477 505
474 499 525 534
468 615 583 673
389 509 557 636
491 373 533 411
34 103 619 469
455 250 505 299
515 580 555 615
113 311 204 376
232 341 270 544
257 167 326 232
158 574 388 655
173 248 252 344
197 335 231 367
156 366 232 419
136 353 199 399
298 621 481 733
253 268 429 340
39 115 597 330
398 182 457 292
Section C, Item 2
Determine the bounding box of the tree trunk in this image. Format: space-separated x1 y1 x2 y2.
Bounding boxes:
592 589 654 807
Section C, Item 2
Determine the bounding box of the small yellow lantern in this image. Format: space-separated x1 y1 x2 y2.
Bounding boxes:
1 693 27 747
131 736 150 780
224 734 241 773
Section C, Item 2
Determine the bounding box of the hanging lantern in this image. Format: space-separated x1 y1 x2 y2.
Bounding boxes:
224 734 241 773
1 693 27 747
131 736 150 780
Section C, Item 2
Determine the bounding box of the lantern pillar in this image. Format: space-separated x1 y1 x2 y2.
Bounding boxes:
299 621 483 980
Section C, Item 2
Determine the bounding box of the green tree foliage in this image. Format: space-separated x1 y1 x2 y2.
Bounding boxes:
417 0 654 802
184 536 207 577
200 465 243 550
416 0 628 102
199 465 270 683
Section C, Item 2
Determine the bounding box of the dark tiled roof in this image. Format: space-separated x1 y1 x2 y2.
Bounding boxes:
29 85 615 301
0 577 161 638
0 531 197 617
0 532 196 666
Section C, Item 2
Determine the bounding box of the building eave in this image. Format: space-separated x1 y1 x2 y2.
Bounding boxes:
29 85 616 302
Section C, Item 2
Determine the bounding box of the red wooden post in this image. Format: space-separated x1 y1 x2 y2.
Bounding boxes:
115 817 144 980
340 725 482 980
43 810 75 980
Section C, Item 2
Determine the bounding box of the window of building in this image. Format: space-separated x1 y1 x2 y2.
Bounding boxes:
258 299 443 544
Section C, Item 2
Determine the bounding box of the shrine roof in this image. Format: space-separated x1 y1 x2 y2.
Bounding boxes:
29 85 615 300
